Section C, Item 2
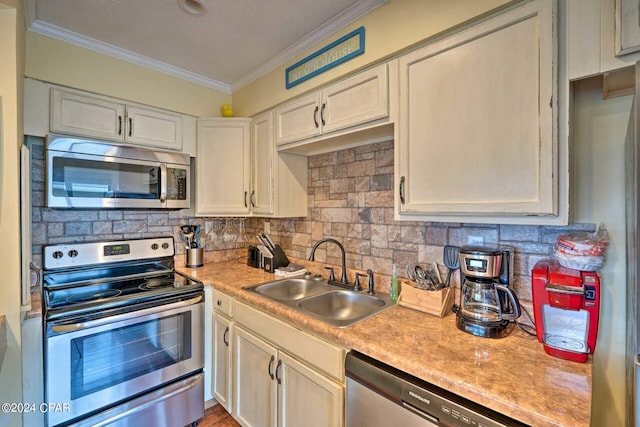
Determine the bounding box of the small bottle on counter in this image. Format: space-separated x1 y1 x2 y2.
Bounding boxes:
390 263 399 302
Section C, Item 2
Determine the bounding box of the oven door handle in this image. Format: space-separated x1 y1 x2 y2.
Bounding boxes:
50 294 203 334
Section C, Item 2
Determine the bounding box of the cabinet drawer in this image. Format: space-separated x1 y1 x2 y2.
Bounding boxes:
235 301 346 382
212 290 234 317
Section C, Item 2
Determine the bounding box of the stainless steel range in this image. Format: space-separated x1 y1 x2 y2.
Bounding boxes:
42 237 204 427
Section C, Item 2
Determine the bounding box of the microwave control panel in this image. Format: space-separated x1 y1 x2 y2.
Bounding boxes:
167 168 188 200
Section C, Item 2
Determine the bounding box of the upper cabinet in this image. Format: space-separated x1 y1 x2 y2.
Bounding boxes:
51 88 183 151
24 79 196 155
567 0 640 80
195 118 252 216
195 113 307 218
275 64 389 150
395 0 565 224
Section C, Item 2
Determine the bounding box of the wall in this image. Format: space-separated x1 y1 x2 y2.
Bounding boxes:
571 76 629 426
0 1 24 426
25 32 230 117
232 0 513 116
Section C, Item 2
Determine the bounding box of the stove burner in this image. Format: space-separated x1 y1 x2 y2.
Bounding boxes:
139 278 183 290
66 289 122 304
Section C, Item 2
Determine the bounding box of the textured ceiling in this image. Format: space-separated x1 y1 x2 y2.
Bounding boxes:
27 0 384 91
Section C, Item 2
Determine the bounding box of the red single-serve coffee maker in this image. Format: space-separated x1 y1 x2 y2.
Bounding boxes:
531 260 600 362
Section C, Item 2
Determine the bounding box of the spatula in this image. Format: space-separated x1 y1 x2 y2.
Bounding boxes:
443 245 460 287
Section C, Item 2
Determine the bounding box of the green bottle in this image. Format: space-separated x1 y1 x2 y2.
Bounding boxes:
390 263 398 302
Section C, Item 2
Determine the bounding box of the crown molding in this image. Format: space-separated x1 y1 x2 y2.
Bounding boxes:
24 0 386 94
27 19 232 94
231 0 387 92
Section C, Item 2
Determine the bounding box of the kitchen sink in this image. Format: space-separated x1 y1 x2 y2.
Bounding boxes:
246 278 331 301
243 278 393 327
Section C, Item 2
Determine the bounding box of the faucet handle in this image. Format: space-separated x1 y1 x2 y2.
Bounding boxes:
354 273 366 291
366 269 375 295
324 266 336 282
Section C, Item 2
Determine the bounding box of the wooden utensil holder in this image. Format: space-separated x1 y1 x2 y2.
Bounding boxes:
397 280 454 317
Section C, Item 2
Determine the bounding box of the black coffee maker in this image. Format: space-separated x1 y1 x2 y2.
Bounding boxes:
456 245 521 338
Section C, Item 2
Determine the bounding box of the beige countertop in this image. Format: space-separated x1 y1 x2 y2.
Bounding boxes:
177 258 592 427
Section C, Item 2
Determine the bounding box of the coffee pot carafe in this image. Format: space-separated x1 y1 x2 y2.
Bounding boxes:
456 245 521 338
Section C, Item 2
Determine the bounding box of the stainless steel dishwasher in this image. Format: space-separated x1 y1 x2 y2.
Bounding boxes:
345 351 528 427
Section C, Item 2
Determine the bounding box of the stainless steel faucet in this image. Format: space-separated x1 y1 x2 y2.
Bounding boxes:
309 238 349 286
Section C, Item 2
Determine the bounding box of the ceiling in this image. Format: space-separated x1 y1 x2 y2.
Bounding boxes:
24 0 386 93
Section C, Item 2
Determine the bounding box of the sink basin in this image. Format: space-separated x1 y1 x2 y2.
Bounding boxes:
297 291 388 327
246 278 331 301
243 278 393 327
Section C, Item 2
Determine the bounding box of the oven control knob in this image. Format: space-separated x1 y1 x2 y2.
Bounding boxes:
151 243 159 250
162 243 169 249
68 249 78 258
52 250 63 259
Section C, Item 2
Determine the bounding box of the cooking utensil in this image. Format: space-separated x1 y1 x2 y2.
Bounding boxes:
443 245 460 287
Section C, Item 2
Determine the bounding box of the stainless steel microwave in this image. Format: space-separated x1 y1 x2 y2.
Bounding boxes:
46 134 190 209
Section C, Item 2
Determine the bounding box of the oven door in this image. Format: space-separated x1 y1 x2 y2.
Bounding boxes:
45 294 204 426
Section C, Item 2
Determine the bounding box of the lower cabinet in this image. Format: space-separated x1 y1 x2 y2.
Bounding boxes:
234 325 344 427
213 312 234 412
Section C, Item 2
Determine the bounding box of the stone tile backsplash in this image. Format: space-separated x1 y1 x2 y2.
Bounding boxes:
29 137 595 302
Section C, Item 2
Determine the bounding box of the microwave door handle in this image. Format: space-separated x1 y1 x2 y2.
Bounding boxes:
159 163 167 203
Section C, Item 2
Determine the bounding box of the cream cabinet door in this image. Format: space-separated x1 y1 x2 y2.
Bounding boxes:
275 93 322 145
321 64 388 135
234 326 278 427
51 88 125 141
213 312 233 413
196 118 251 216
251 111 275 215
125 105 183 151
397 0 556 218
277 352 343 427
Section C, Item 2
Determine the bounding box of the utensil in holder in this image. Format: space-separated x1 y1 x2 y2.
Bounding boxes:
185 247 204 268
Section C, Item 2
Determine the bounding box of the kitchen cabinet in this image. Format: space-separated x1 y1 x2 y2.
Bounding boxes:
195 118 251 216
24 78 196 157
395 0 566 224
212 297 234 412
566 0 640 80
251 111 308 217
234 301 345 427
196 114 306 217
51 87 183 151
275 64 388 147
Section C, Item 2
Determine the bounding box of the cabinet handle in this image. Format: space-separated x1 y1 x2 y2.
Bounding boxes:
223 326 229 347
250 191 256 207
128 117 133 137
399 176 406 205
313 106 319 128
217 299 222 306
320 103 326 126
244 191 248 208
118 116 122 135
268 355 275 380
275 359 282 385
